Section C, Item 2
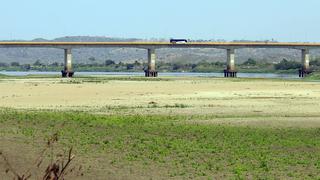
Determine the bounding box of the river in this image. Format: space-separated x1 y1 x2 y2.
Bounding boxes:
0 71 299 79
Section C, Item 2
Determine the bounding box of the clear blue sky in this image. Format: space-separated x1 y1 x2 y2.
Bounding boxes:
0 0 319 42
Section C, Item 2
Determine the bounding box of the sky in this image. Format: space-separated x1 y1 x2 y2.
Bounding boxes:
0 0 319 42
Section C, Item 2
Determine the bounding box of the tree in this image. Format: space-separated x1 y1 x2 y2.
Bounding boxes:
133 61 141 66
88 57 96 63
274 58 301 70
214 61 225 66
22 64 31 70
310 58 320 66
198 60 210 66
126 63 134 70
242 58 257 66
0 62 8 67
33 60 42 66
10 62 20 66
105 59 115 66
173 63 182 71
50 62 59 67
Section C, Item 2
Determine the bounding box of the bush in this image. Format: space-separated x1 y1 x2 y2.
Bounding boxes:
0 62 8 67
22 64 31 70
105 60 115 66
310 59 320 66
126 63 134 70
274 59 301 70
10 62 20 66
33 60 42 66
242 58 257 66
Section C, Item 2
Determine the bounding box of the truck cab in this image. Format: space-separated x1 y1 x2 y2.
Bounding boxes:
170 39 188 44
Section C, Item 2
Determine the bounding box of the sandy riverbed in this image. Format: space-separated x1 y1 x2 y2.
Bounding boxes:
0 77 320 118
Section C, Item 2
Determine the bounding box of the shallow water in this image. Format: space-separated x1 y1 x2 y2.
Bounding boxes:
0 71 299 79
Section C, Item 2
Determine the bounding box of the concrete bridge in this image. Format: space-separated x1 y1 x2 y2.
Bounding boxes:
0 41 319 77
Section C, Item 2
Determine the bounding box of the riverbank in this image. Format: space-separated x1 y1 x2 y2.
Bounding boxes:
0 76 319 179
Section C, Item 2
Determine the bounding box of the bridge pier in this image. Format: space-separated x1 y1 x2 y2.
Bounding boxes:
61 48 74 78
299 49 311 77
224 48 237 77
145 48 158 77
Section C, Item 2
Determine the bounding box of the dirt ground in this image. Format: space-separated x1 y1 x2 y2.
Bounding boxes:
1 76 320 179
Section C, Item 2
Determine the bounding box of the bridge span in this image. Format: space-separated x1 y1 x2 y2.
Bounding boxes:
0 41 319 77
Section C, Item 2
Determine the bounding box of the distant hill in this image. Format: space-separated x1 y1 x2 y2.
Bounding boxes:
0 36 319 64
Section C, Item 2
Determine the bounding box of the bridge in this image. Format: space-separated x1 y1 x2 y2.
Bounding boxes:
1 41 319 77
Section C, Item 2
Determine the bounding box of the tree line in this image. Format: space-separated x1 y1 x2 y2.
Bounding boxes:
1 58 320 73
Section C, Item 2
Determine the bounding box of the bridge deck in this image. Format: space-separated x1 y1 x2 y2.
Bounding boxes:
0 42 320 49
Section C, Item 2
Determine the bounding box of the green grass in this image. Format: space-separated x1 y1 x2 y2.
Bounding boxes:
0 109 319 179
75 76 172 82
0 74 60 79
306 72 320 80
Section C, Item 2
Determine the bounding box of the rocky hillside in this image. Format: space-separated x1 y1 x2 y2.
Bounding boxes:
0 36 319 64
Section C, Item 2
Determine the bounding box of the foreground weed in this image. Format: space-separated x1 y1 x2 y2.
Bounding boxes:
1 133 82 180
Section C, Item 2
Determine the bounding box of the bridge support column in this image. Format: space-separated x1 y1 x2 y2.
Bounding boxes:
61 49 74 78
299 49 311 77
145 48 158 77
224 48 237 77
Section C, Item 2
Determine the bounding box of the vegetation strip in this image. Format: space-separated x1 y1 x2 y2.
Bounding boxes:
0 109 319 179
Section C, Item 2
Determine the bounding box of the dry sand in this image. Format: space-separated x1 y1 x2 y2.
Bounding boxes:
0 77 320 118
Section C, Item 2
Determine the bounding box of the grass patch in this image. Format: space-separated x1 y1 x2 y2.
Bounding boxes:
76 76 172 82
164 103 190 108
0 109 319 179
306 72 320 80
0 74 60 79
0 75 173 83
58 79 83 84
